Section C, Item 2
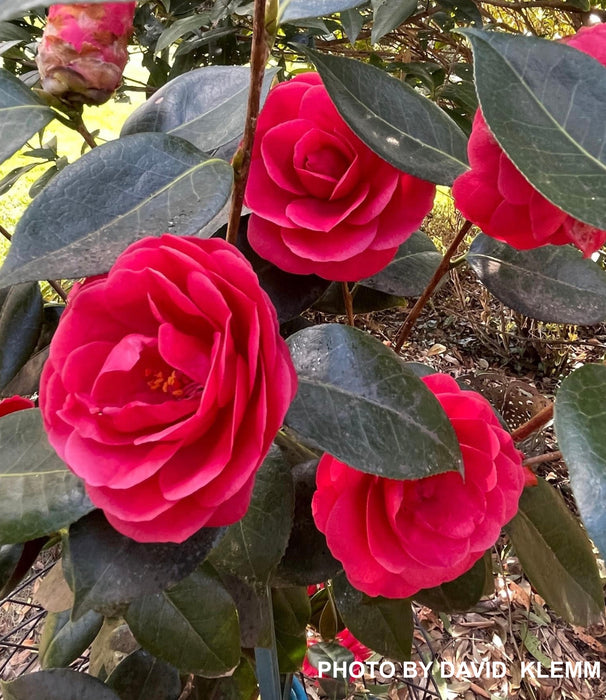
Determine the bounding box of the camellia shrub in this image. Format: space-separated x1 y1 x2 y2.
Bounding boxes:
0 1 604 699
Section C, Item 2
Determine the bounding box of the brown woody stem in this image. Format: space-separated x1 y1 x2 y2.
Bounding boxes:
75 116 97 149
511 404 554 443
393 219 473 352
226 0 269 245
523 450 562 467
341 281 355 326
0 224 68 302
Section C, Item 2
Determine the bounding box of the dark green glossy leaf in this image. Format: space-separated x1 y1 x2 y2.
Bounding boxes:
125 564 240 676
209 446 294 583
555 363 606 561
89 620 138 682
64 510 225 619
0 283 43 390
0 538 46 598
306 50 469 185
217 573 265 647
281 0 364 23
106 650 182 700
274 461 342 587
362 230 442 297
272 587 311 672
462 28 606 229
371 0 417 44
340 7 364 44
0 134 233 286
191 658 258 700
333 572 413 659
122 67 277 155
505 477 603 627
306 641 354 678
312 282 405 314
39 609 103 669
1 669 120 700
467 233 606 324
413 552 491 612
0 409 93 544
286 324 462 479
0 67 53 165
436 0 482 25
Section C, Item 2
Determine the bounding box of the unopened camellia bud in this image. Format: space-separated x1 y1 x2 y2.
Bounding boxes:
36 2 136 107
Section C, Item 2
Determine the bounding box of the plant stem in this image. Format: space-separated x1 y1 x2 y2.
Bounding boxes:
0 224 68 302
523 450 562 467
341 281 355 326
75 115 97 149
393 219 473 352
226 0 269 245
511 404 554 443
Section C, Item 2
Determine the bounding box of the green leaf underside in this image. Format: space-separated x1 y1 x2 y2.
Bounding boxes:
39 609 103 670
122 66 278 154
307 49 469 185
306 641 354 677
286 324 463 480
125 565 240 676
0 133 233 287
467 234 606 325
0 0 133 21
362 230 443 297
64 510 225 619
208 446 294 583
0 409 93 545
463 28 606 229
0 68 54 165
333 571 413 660
1 669 121 700
505 478 603 627
371 0 418 45
272 587 311 673
554 364 606 561
280 0 364 23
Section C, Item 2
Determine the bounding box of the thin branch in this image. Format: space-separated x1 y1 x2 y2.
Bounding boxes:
511 404 554 443
75 116 98 149
0 224 68 302
477 0 586 12
226 0 269 245
523 450 562 467
341 282 355 326
393 220 473 352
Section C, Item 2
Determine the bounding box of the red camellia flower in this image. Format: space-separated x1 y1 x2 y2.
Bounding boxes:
39 236 297 543
452 24 606 256
36 2 136 106
0 396 35 417
312 374 525 598
244 73 436 281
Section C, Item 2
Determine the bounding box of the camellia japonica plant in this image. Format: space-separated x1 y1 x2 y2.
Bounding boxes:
0 1 604 699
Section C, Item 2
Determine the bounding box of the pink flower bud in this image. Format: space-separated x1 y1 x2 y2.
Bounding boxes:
36 2 136 106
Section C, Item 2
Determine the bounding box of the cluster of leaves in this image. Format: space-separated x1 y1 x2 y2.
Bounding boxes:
0 1 605 699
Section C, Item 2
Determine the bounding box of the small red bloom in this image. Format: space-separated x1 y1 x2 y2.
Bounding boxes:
39 236 297 543
244 73 436 282
0 396 35 417
36 2 136 105
312 374 526 598
452 24 606 256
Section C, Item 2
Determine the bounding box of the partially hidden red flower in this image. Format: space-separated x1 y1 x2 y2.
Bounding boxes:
303 629 372 678
244 72 436 282
452 24 606 257
39 235 297 543
36 2 136 106
312 374 526 598
0 396 35 417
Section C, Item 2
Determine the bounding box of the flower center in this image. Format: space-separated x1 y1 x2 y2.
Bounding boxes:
144 368 201 399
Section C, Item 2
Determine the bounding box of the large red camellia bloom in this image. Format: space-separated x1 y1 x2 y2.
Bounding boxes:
244 73 436 281
39 236 297 543
36 2 136 106
312 374 525 598
452 24 606 256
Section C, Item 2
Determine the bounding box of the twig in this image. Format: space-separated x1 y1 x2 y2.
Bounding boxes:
511 404 554 443
75 116 97 149
225 0 269 245
523 450 562 467
393 220 473 352
0 224 68 303
341 282 355 326
177 674 195 700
